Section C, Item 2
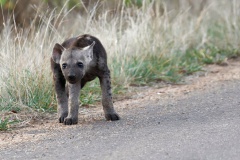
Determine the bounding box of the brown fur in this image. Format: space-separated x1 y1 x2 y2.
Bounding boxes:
51 34 120 125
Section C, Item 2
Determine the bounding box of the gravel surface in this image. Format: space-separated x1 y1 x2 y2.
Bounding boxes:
1 80 240 160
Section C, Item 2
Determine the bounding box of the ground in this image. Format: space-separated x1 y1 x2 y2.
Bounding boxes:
0 58 240 150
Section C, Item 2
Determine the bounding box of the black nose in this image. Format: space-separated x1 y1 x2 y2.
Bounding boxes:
68 75 76 81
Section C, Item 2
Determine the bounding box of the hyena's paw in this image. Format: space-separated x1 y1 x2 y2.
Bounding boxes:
64 117 78 125
105 113 120 121
58 113 68 123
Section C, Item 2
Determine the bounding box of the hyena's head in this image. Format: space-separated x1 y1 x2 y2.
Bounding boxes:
52 39 95 84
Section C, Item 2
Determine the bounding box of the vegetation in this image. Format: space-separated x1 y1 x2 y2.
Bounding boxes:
0 117 18 131
0 0 239 130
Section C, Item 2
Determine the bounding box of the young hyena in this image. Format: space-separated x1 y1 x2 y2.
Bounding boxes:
51 34 120 125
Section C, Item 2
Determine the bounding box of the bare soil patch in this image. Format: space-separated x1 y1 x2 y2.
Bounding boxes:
1 58 240 149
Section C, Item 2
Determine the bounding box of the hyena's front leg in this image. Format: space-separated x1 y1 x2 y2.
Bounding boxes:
99 70 120 121
52 63 68 123
64 83 81 125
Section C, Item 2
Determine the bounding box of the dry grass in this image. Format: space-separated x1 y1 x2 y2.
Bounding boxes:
0 0 240 130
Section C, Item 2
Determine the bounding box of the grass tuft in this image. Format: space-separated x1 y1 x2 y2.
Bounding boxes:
0 117 19 131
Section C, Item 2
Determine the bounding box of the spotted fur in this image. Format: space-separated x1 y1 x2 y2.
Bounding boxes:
51 34 120 125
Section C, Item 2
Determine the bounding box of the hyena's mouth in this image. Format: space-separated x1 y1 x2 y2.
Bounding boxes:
67 76 78 84
67 79 78 84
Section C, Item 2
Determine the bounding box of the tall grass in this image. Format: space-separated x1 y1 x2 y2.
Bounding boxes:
0 0 240 115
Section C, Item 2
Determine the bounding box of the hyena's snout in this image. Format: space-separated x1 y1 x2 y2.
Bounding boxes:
67 74 78 84
68 74 76 81
65 70 83 84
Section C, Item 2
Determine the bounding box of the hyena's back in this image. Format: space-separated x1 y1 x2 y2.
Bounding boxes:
61 34 107 61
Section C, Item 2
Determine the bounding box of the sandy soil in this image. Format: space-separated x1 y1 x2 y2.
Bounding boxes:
1 58 240 149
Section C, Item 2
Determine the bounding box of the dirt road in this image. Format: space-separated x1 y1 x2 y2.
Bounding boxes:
1 60 240 160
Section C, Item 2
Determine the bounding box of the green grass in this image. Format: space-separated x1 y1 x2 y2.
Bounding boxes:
0 70 55 112
0 118 11 131
0 117 19 131
110 46 237 86
80 79 101 106
0 0 240 129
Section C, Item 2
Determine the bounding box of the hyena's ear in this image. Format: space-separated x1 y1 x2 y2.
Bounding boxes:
52 43 65 64
82 41 95 62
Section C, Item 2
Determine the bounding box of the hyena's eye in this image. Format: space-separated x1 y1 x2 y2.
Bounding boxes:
62 63 67 69
77 62 84 68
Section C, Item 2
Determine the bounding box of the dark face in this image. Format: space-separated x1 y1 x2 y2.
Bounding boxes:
60 49 90 84
52 41 95 84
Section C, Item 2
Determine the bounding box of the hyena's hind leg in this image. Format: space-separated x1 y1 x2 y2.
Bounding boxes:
99 69 120 121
